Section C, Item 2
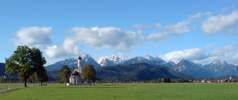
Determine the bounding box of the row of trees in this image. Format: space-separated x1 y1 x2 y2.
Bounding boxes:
5 46 48 87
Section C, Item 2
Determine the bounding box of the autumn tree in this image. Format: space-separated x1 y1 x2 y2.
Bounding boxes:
36 68 48 86
31 48 48 86
82 64 96 85
58 65 71 83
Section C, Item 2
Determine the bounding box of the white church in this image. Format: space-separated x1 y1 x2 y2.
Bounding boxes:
69 56 83 85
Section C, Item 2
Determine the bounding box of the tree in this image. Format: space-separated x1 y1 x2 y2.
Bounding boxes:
82 64 96 85
6 46 33 87
30 48 48 86
36 67 48 86
5 46 47 87
30 48 46 70
58 65 71 83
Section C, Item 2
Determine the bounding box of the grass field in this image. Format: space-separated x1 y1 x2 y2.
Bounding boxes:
0 83 23 93
0 83 238 100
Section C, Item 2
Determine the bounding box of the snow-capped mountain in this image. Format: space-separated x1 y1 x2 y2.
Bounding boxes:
47 54 100 71
173 59 211 78
144 55 168 66
124 56 168 66
81 54 101 68
203 59 238 77
172 59 238 78
97 55 128 66
46 54 238 79
97 55 168 67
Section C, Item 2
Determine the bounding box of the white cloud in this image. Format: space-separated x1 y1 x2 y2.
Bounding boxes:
15 26 52 49
212 45 238 64
161 48 208 63
147 17 191 40
70 26 144 50
45 45 63 58
45 38 80 59
161 45 238 65
44 26 143 59
148 10 238 40
165 21 190 34
13 10 238 64
193 45 238 65
147 32 165 40
14 26 80 62
135 11 215 41
202 11 238 34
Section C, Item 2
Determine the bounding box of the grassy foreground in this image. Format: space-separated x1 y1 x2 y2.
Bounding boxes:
0 83 238 100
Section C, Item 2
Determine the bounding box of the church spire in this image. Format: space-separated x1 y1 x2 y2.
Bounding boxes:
78 56 82 73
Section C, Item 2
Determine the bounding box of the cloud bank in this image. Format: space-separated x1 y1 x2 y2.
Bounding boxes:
71 27 143 50
161 45 238 65
160 48 209 63
15 26 52 49
13 10 238 64
202 11 238 34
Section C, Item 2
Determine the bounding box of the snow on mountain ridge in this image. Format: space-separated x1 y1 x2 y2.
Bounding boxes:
47 54 100 71
97 55 128 66
97 55 168 66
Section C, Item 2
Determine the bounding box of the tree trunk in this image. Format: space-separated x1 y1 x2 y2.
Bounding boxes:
23 73 28 87
24 80 27 87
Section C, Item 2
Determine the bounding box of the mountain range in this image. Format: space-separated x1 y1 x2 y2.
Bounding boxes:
1 54 237 81
47 54 100 72
46 54 238 80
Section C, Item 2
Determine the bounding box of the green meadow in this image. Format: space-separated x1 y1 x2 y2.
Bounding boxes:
0 83 238 100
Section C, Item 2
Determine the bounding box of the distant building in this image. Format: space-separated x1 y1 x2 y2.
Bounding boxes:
69 56 82 85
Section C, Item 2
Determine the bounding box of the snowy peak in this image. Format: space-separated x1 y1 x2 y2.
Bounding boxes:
210 59 229 66
124 56 167 65
124 56 148 64
97 57 114 67
177 59 196 66
80 54 100 67
46 54 238 79
47 54 100 71
175 59 201 72
97 55 128 66
97 55 167 67
144 55 167 65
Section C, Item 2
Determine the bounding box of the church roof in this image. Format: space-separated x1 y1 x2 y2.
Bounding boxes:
71 68 81 76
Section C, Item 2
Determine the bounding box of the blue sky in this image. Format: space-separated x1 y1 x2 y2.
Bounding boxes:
0 0 238 64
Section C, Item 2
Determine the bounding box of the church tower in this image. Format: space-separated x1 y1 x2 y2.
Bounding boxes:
78 56 82 73
69 56 83 85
